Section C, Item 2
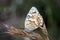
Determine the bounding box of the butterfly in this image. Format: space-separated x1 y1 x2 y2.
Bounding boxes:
24 7 44 32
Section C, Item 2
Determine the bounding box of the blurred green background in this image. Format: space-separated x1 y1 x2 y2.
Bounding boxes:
0 0 60 40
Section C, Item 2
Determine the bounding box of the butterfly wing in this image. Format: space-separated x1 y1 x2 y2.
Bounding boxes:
25 7 43 31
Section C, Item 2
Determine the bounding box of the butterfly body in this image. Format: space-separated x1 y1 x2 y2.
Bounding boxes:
25 7 43 32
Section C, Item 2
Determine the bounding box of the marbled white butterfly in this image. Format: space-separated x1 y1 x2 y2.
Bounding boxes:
25 7 43 32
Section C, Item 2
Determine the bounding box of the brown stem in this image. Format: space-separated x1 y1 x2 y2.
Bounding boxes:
40 24 49 40
4 24 43 40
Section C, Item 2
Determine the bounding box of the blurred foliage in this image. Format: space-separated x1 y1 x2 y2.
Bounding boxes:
0 0 60 40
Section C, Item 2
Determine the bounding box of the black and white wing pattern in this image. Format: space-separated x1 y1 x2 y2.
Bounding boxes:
25 7 43 32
